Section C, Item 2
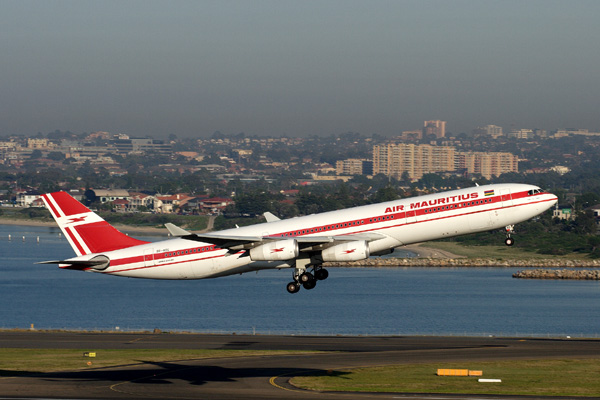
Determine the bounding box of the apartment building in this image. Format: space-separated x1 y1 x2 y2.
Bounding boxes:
335 159 373 175
423 120 447 138
373 143 455 179
456 152 519 180
474 124 503 138
374 144 518 180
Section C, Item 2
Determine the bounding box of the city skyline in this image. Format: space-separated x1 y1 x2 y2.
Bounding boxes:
2 1 600 138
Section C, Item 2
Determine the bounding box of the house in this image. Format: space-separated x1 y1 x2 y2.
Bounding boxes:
90 189 130 203
31 197 46 208
128 192 155 211
197 197 234 215
16 190 43 207
553 207 574 221
154 194 194 213
111 198 129 212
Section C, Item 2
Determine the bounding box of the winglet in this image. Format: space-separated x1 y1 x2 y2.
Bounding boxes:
264 212 281 222
165 223 192 237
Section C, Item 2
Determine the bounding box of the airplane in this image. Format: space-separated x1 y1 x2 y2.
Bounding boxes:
40 183 557 293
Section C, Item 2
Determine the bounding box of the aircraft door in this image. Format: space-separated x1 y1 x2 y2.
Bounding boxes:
406 210 417 224
143 248 154 267
500 188 513 208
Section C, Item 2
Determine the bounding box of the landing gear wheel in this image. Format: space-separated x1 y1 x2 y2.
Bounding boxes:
286 282 301 294
302 279 317 290
504 225 515 246
299 272 314 284
315 268 329 280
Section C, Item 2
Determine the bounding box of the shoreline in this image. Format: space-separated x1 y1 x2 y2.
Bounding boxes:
513 269 600 280
4 219 600 269
0 218 168 235
0 218 463 254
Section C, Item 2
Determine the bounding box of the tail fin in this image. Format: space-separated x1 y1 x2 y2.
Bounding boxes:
42 191 148 256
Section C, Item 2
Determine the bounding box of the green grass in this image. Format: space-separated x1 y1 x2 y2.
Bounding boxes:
0 348 312 375
0 207 54 222
291 359 600 397
422 241 590 260
102 212 209 231
0 207 209 231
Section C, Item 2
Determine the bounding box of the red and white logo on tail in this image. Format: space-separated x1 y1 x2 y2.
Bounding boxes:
42 192 148 256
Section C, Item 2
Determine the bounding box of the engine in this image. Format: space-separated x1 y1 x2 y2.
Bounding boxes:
249 239 299 261
321 240 369 262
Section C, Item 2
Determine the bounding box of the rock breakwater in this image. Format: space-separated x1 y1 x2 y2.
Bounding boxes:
512 269 600 280
324 258 600 268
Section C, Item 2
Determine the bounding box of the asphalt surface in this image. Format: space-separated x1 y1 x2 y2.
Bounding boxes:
1 331 599 399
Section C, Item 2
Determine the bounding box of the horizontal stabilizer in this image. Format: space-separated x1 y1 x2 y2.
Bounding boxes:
36 255 110 271
37 259 106 266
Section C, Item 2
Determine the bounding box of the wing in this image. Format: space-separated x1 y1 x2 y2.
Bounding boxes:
164 223 384 252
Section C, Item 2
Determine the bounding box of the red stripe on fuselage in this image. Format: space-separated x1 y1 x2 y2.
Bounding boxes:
269 190 552 239
103 252 228 274
100 190 555 274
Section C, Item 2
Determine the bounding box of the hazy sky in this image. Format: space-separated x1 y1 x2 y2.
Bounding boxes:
1 0 599 138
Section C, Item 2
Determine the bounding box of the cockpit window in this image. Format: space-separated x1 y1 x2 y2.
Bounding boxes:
527 188 543 195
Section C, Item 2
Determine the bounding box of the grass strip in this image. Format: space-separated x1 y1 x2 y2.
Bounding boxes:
0 348 312 375
291 359 600 397
423 241 590 260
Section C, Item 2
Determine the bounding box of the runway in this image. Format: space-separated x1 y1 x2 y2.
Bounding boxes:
1 331 599 399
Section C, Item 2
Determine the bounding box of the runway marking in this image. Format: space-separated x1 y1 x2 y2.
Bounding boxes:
269 363 400 395
109 364 200 399
126 337 146 344
269 375 303 392
110 355 310 399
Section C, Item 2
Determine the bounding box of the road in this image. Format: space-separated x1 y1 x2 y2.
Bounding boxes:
0 332 599 399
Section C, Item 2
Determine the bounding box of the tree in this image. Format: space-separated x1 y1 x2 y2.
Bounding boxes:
572 210 597 235
233 191 278 215
371 186 400 203
47 151 66 161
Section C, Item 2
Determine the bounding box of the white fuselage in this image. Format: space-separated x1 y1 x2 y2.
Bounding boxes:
75 183 557 279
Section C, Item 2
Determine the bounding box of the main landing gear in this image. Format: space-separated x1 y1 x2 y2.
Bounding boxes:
286 264 329 294
504 225 515 246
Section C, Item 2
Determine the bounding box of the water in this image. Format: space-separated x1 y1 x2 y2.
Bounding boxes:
1 225 599 337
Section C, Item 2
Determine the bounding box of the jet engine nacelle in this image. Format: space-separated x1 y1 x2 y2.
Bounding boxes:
321 240 369 262
249 239 299 261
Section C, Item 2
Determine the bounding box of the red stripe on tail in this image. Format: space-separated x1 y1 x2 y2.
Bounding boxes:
42 194 60 218
74 221 148 253
45 191 149 255
50 191 91 216
64 226 87 255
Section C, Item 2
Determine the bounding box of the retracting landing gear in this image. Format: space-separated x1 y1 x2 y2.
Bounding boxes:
504 225 515 246
286 262 329 294
286 281 301 294
314 265 329 281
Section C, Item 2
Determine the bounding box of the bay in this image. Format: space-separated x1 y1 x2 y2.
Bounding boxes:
1 225 599 337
